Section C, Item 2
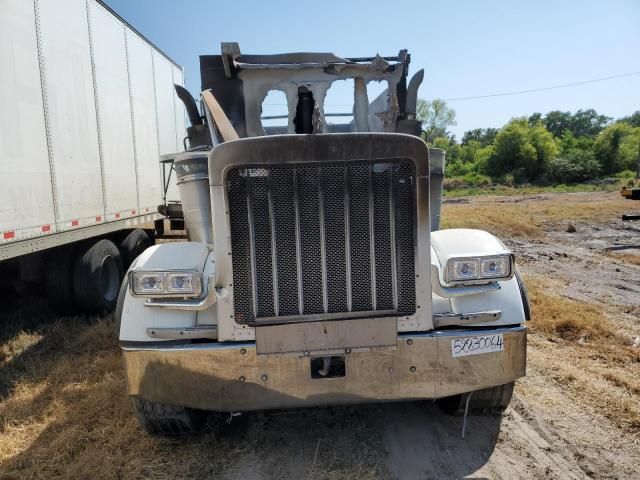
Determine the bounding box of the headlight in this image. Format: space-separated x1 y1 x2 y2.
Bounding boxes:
132 272 165 295
445 254 512 284
166 272 201 294
130 271 202 297
448 258 480 281
480 256 511 278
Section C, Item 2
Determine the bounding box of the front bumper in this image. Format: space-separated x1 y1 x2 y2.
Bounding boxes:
122 326 526 412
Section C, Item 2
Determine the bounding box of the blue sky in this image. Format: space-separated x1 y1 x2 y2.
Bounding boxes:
105 0 640 138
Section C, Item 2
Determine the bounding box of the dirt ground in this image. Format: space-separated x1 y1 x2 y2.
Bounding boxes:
1 191 639 479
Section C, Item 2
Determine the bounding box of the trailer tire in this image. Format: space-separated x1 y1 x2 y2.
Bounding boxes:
73 239 123 313
119 229 150 270
436 382 514 416
46 247 77 314
131 397 206 436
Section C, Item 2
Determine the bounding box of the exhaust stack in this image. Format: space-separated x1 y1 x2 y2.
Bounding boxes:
173 151 213 243
428 148 446 231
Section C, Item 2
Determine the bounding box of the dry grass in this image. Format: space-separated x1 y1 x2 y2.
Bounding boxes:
613 252 640 266
441 191 631 238
0 309 387 479
524 274 640 433
526 276 617 342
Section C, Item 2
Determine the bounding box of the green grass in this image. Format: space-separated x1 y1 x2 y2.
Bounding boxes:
443 182 623 198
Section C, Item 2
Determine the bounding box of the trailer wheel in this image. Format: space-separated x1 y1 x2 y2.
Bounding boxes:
131 397 206 436
436 382 514 415
46 246 77 314
119 229 150 270
73 239 123 313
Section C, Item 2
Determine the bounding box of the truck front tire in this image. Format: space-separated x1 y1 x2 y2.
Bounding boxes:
131 397 206 436
436 382 514 415
73 239 123 313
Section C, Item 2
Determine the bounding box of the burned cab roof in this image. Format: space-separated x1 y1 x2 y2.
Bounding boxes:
197 42 423 139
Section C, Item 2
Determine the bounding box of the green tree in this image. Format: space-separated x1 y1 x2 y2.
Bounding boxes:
459 140 482 163
593 123 638 173
461 128 499 147
528 112 542 126
430 135 461 163
542 110 573 138
618 111 640 128
539 109 610 138
487 118 557 181
619 127 640 176
417 99 457 143
570 109 611 137
557 130 594 155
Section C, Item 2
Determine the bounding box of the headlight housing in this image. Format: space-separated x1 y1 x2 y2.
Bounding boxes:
130 270 202 297
445 254 513 285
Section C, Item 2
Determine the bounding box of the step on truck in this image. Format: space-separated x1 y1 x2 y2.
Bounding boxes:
118 43 531 435
0 0 186 314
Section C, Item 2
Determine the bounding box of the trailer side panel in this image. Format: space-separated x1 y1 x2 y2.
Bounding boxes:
88 1 138 218
153 50 181 202
38 0 104 226
125 29 163 215
0 0 56 238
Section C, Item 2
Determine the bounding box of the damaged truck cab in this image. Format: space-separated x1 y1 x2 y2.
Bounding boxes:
118 44 529 435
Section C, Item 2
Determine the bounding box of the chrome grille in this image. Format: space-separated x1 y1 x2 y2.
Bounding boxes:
227 160 416 324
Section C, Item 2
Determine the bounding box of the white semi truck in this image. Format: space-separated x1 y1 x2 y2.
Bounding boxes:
0 0 186 313
118 43 531 436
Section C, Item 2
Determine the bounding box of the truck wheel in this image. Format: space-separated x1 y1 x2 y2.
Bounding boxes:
436 382 514 415
46 246 77 314
131 397 206 436
119 229 150 270
73 239 123 313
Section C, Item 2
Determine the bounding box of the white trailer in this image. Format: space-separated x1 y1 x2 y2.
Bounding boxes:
0 0 186 313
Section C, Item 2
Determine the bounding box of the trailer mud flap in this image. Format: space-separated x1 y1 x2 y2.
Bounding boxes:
255 317 397 355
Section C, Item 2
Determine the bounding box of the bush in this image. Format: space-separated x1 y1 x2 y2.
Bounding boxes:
594 123 640 173
614 170 636 179
487 119 558 181
443 177 468 191
501 174 515 186
462 172 492 186
548 149 600 183
445 159 472 177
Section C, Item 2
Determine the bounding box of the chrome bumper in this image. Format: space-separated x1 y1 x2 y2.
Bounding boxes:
122 326 526 412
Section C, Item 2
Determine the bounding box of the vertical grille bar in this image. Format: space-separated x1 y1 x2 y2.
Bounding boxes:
245 174 259 317
293 169 304 315
267 171 279 316
297 168 324 314
249 172 275 317
322 167 348 312
389 166 398 310
372 166 394 310
394 162 416 313
344 166 352 312
271 169 299 315
348 164 373 311
318 167 328 313
368 164 377 310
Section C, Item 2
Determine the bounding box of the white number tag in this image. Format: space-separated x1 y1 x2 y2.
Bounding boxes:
451 334 504 357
